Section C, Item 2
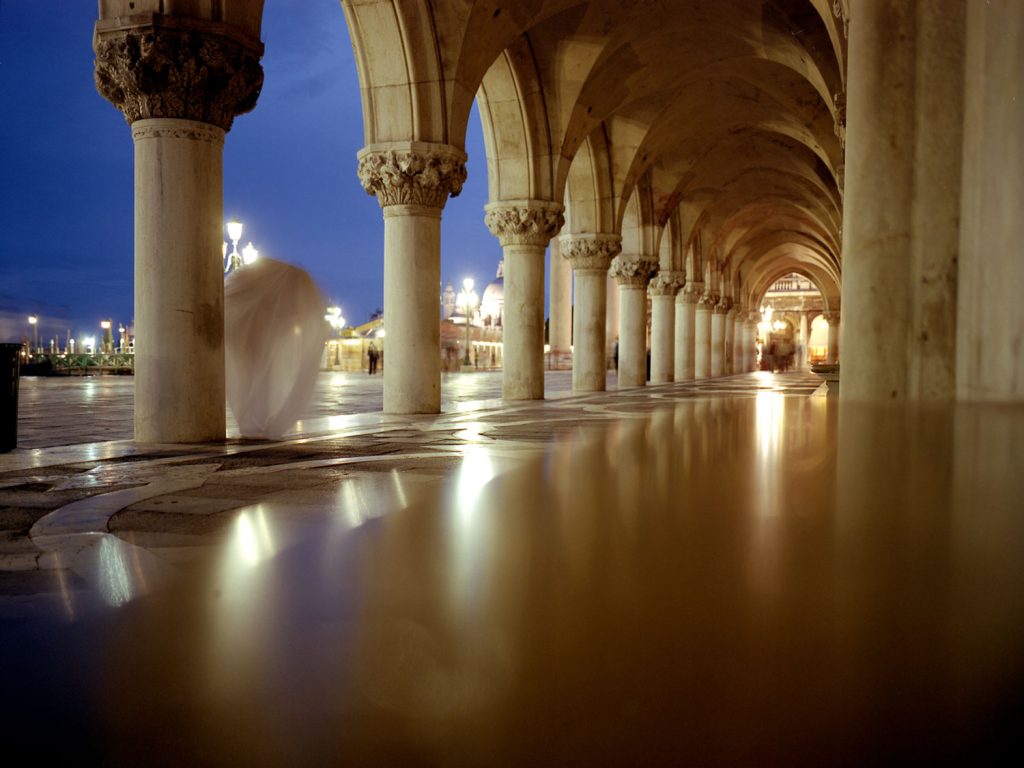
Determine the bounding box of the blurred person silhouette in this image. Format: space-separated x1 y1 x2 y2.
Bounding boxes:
224 257 326 439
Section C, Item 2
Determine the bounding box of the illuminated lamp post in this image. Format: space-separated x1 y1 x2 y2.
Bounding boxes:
225 220 243 273
324 306 346 368
27 315 38 354
100 320 113 353
241 242 259 265
457 277 479 366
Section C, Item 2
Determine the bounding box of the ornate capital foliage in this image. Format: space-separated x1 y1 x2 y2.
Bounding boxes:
609 255 658 287
714 296 733 315
94 17 263 132
697 291 719 308
358 144 468 209
648 270 685 296
560 234 622 272
485 202 565 247
822 311 841 324
680 282 704 304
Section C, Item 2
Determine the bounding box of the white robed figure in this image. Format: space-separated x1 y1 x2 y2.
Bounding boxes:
224 257 325 439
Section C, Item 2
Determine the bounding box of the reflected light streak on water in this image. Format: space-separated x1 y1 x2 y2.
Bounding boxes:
98 536 133 607
53 552 75 621
455 444 495 522
391 468 408 510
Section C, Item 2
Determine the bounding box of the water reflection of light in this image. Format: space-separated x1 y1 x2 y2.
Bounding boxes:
98 535 133 607
456 445 495 521
754 391 785 519
454 420 485 442
53 552 75 621
231 506 277 569
391 469 408 510
755 391 784 462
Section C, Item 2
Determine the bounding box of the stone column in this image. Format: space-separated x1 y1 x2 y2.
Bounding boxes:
824 311 841 364
798 311 810 368
694 294 714 379
724 306 736 374
94 17 263 443
561 234 621 391
611 255 657 388
730 306 745 374
674 284 698 381
606 272 620 365
841 0 966 400
485 201 564 400
649 271 683 384
548 234 572 369
710 298 728 377
359 143 467 413
747 313 760 372
958 2 1024 400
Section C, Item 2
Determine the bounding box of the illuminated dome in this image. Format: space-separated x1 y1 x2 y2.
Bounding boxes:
480 261 504 327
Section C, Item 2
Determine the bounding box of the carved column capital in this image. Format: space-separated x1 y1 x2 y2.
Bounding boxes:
822 311 841 325
648 270 685 297
610 254 658 288
560 233 622 272
679 282 704 305
484 201 564 247
714 297 733 315
94 15 264 132
697 292 719 310
357 142 468 210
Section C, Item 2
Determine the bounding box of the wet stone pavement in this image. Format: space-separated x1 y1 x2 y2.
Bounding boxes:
0 369 821 615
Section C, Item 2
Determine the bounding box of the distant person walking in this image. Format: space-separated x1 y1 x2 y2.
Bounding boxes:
367 342 379 375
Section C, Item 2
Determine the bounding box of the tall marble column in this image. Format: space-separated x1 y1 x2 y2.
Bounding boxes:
547 233 572 369
649 271 683 384
485 201 564 400
841 0 965 400
824 311 841 364
798 311 810 368
724 306 736 374
746 313 759 372
694 294 714 379
611 255 657 388
94 17 263 443
710 298 729 377
606 272 620 365
561 234 621 391
359 143 467 413
730 306 745 374
674 283 699 381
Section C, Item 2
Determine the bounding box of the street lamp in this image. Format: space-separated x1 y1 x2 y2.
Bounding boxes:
225 220 243 273
241 242 259 265
100 320 113 353
457 277 478 366
118 324 126 352
325 307 346 368
27 315 38 353
324 306 346 336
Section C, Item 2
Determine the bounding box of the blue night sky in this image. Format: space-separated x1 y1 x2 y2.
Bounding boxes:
0 1 511 345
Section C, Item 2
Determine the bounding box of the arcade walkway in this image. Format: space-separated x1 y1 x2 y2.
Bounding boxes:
1 371 1021 764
